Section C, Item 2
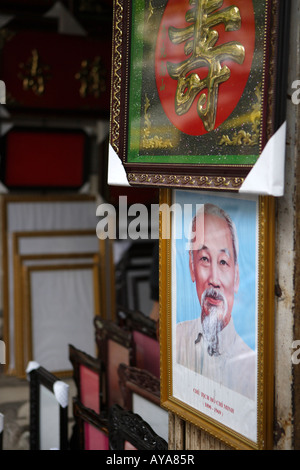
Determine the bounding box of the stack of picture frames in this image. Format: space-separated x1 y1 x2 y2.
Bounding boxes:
110 0 291 450
1 194 115 379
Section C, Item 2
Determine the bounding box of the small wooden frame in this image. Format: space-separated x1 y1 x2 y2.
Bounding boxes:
0 413 4 450
28 365 69 450
108 404 168 450
118 308 160 378
118 363 161 410
69 344 104 415
94 317 134 408
72 398 109 450
118 363 168 442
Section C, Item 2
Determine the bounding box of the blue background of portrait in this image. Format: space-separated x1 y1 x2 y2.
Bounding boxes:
174 190 258 351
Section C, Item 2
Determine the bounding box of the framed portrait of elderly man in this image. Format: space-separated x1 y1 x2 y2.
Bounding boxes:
159 188 275 449
110 0 290 190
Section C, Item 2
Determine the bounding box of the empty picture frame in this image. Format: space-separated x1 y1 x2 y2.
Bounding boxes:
131 273 152 315
117 308 160 378
15 253 100 378
108 404 168 450
94 317 133 408
0 413 3 450
98 237 116 322
72 398 109 450
118 363 168 442
118 307 158 340
22 262 101 376
160 188 275 449
1 194 97 373
12 229 99 376
28 363 69 450
110 0 290 190
69 344 104 415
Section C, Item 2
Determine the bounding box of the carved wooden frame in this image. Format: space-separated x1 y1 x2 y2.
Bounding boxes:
108 403 168 450
118 363 161 410
159 188 275 450
110 0 290 190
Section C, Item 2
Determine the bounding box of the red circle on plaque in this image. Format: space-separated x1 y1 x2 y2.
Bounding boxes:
155 0 255 136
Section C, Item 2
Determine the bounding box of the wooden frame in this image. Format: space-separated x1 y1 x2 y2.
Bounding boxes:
160 188 275 450
98 237 116 322
12 229 98 377
117 307 158 340
1 194 97 374
118 363 161 410
69 344 105 415
118 363 169 442
93 317 134 408
117 308 160 378
28 365 69 450
0 413 3 450
131 273 151 314
72 398 109 450
0 1 63 14
22 262 101 377
108 404 168 450
110 0 290 190
114 240 155 313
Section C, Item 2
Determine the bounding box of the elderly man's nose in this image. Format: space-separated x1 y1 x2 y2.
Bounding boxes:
208 264 220 288
209 280 220 288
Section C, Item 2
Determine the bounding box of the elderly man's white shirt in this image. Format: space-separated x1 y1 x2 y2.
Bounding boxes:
176 317 256 401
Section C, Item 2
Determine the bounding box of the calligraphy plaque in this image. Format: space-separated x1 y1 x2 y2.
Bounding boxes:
0 30 112 117
110 0 290 190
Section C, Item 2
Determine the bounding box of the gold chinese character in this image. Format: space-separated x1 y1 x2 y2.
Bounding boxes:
19 49 51 96
75 56 107 99
167 0 245 132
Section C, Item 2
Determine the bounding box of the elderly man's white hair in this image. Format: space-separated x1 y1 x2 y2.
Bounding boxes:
189 203 239 265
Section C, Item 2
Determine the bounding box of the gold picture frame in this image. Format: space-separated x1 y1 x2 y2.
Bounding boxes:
13 246 100 377
159 188 275 450
0 194 97 374
22 262 101 377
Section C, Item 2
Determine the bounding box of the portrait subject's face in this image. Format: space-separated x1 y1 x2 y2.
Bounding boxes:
189 212 239 333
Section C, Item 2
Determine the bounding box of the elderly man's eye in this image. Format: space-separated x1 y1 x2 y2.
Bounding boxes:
220 259 229 266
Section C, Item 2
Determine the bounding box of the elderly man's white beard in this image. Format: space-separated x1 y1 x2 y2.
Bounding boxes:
200 288 228 356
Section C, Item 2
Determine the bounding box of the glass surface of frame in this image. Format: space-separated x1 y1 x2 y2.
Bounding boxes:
110 0 290 190
39 384 60 450
159 188 275 449
29 366 69 450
